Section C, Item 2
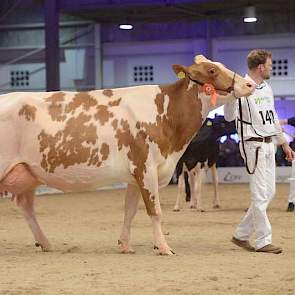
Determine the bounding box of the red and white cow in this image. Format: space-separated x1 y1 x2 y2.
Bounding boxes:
0 55 254 255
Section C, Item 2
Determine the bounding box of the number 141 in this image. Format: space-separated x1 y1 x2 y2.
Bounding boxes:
259 110 274 125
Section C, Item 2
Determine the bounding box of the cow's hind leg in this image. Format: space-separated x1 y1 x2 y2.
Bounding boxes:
118 184 140 254
211 164 220 208
0 163 51 251
15 191 51 251
190 168 204 212
173 170 185 211
188 170 196 208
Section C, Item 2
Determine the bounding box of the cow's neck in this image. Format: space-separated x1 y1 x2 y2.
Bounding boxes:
142 78 203 158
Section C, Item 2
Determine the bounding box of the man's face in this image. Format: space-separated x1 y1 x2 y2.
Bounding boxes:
259 57 272 80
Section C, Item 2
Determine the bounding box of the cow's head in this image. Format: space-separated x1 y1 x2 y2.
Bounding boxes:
173 55 254 106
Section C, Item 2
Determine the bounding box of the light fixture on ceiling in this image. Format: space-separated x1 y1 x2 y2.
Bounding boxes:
119 24 133 30
243 6 257 23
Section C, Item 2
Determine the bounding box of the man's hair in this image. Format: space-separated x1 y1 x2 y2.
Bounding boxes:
247 49 272 70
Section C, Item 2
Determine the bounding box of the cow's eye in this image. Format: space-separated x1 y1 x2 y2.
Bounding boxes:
209 68 215 75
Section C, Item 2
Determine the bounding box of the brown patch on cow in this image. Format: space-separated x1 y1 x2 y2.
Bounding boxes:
38 113 105 173
39 131 62 172
65 92 97 114
103 89 113 97
87 145 109 168
108 97 122 107
139 187 156 215
48 104 67 122
135 122 140 129
115 119 156 215
111 119 118 130
155 93 164 114
18 104 37 121
100 143 109 161
140 113 171 158
95 105 114 125
116 120 149 170
45 92 65 103
141 79 203 158
45 92 67 122
87 148 99 166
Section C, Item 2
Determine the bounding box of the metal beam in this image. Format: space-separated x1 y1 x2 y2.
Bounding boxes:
0 21 93 31
94 24 102 89
44 0 60 91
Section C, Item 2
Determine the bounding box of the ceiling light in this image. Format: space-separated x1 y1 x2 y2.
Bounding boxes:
243 6 257 23
119 24 133 30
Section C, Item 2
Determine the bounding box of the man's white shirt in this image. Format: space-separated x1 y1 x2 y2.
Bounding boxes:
224 74 286 144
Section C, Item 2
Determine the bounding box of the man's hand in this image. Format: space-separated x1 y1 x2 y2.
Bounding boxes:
282 142 295 162
279 117 295 127
279 119 288 125
287 117 295 127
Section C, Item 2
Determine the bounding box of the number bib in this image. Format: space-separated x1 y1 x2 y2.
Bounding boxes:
246 83 279 137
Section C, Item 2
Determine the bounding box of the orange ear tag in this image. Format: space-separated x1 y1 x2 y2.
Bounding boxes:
203 83 217 106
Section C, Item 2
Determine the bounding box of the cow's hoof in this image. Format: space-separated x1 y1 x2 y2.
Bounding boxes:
190 205 196 209
118 240 135 254
154 245 176 256
35 242 52 252
173 208 180 212
159 249 176 256
120 248 136 254
213 204 220 209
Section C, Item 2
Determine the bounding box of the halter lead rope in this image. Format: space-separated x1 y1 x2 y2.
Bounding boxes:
238 97 260 174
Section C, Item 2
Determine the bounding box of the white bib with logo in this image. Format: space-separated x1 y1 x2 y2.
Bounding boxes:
244 82 279 137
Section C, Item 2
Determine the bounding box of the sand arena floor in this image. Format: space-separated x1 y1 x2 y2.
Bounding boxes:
0 183 294 295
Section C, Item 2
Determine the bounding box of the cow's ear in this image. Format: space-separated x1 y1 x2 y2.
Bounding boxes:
172 64 187 79
194 55 209 64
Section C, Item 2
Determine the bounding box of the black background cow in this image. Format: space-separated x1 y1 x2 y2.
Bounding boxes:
173 115 236 211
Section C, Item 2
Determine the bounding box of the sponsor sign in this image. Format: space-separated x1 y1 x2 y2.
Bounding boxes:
205 167 292 183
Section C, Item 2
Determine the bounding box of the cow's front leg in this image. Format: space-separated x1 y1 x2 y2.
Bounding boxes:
136 168 174 256
118 184 140 254
14 191 51 252
151 212 175 256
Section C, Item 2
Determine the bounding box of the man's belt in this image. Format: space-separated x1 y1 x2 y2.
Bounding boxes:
246 136 272 143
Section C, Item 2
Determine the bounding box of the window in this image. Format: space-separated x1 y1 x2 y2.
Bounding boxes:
10 70 30 88
272 59 288 77
133 65 154 83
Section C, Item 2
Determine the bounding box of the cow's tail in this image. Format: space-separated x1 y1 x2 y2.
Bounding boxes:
176 160 191 201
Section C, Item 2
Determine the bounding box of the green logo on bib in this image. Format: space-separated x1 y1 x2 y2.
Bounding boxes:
255 97 271 105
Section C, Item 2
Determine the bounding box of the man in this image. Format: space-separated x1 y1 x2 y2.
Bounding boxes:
279 117 295 212
224 49 295 254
